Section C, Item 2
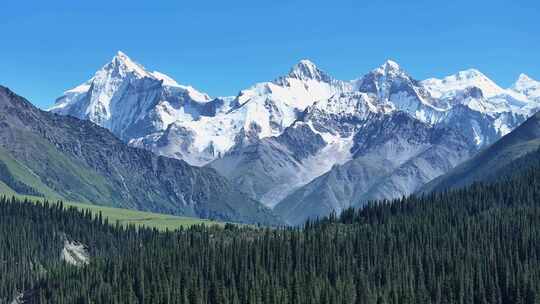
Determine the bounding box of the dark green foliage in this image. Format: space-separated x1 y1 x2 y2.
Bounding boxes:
2 164 540 303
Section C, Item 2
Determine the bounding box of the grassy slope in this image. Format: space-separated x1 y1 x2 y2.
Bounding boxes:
7 131 124 206
62 200 222 230
0 146 221 230
0 137 224 230
0 145 62 198
0 180 16 196
0 192 221 230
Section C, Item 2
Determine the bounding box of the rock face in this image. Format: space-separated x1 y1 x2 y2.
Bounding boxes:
0 86 280 225
61 241 89 266
274 112 476 225
421 111 540 194
210 122 329 207
50 52 540 225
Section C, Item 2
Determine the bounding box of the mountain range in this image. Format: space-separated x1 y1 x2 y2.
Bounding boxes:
422 111 540 193
0 86 280 225
42 52 540 224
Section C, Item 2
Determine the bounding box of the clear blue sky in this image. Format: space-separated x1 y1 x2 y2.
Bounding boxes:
1 0 538 108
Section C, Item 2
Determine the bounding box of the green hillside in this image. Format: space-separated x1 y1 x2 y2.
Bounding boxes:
0 137 222 231
0 145 62 198
0 193 221 230
60 200 222 230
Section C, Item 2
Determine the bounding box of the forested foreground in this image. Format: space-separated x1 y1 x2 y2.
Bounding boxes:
1 169 540 303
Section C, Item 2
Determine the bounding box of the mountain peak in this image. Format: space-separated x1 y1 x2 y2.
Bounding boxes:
107 51 150 77
511 73 540 100
296 59 317 68
421 68 504 98
514 73 539 88
112 51 136 65
374 59 401 74
369 59 407 78
517 73 533 82
287 59 331 82
115 50 129 59
453 68 487 80
381 59 400 70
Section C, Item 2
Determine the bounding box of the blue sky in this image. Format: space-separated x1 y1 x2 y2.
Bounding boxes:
1 0 538 108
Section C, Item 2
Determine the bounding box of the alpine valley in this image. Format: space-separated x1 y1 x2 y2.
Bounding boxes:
49 52 540 225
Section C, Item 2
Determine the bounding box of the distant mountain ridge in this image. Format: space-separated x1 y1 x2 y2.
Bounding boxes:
421 111 540 193
0 86 280 225
49 52 540 224
51 52 538 166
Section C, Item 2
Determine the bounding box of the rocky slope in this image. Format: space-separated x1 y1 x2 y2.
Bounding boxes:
1 86 280 225
274 111 476 225
421 111 540 193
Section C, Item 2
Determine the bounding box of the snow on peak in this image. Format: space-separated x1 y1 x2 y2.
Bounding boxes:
108 51 150 78
513 73 539 91
372 59 404 76
286 59 332 82
50 51 213 137
291 59 318 71
517 73 534 83
311 92 395 118
150 71 211 102
454 68 485 80
421 68 504 98
151 71 180 86
381 59 400 71
511 73 540 101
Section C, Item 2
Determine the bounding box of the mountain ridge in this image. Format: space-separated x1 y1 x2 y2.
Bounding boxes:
47 52 540 223
420 111 540 193
0 85 281 225
50 52 539 165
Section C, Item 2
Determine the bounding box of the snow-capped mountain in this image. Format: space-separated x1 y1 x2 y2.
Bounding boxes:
51 52 538 223
511 74 540 102
51 51 225 165
353 60 445 123
210 61 534 218
422 69 539 116
51 51 211 138
274 111 476 225
421 69 507 98
223 59 350 138
348 62 529 146
51 53 350 165
209 92 391 207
